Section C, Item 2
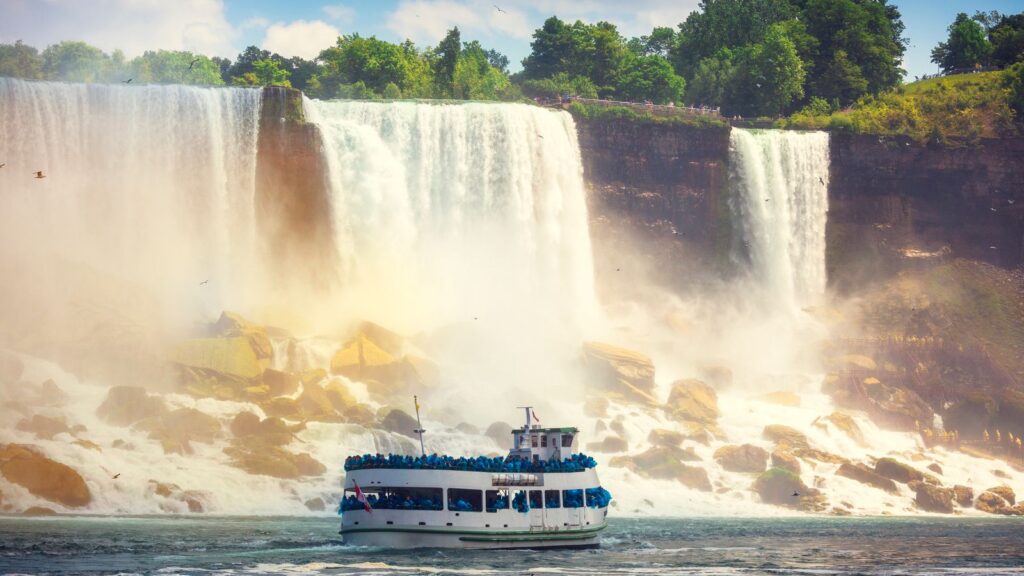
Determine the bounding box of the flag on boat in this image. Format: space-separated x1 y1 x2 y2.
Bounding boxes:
354 480 372 513
531 408 540 423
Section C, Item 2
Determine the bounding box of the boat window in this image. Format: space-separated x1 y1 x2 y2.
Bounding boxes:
585 486 613 508
341 487 442 511
544 489 561 509
448 488 483 512
541 435 548 447
529 490 543 509
561 434 574 447
552 436 559 447
563 488 583 508
531 435 538 448
512 490 529 513
485 489 509 512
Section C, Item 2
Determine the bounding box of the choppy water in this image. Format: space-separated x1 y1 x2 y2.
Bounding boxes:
2 516 1023 575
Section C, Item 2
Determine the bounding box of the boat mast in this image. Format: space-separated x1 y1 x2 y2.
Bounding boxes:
517 406 533 432
413 395 426 457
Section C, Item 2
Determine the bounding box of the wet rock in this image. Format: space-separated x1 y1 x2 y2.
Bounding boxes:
21 506 58 516
305 497 326 512
174 335 267 380
759 391 801 407
762 425 809 450
713 444 768 473
231 412 294 447
831 506 851 516
915 484 954 513
137 408 221 455
610 446 712 491
72 439 101 452
833 354 877 371
986 485 1015 505
836 462 898 493
826 375 932 431
953 485 974 507
648 429 684 448
770 450 801 474
698 365 733 388
344 403 376 427
582 342 657 404
793 447 847 464
874 457 925 484
16 415 72 440
325 382 356 412
331 323 437 399
583 396 610 418
97 386 167 427
148 481 208 513
678 421 713 445
0 444 91 507
224 446 326 479
379 409 419 438
261 369 299 397
262 397 302 420
975 490 1013 514
587 436 628 453
826 412 865 445
666 379 719 425
485 421 513 447
296 382 340 421
753 467 817 508
993 469 1010 479
455 422 479 435
927 463 943 475
230 412 261 437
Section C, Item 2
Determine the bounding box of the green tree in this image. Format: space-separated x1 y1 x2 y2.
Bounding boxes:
1007 61 1024 118
812 49 867 105
382 82 402 99
685 50 734 107
232 58 290 87
434 27 462 97
989 13 1024 67
0 41 44 79
727 25 805 116
521 16 576 79
616 54 685 104
314 35 432 99
520 72 597 99
453 41 513 100
627 27 677 57
41 40 118 82
128 50 223 85
931 12 992 73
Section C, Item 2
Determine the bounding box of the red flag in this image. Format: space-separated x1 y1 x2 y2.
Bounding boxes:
531 408 540 423
354 480 373 513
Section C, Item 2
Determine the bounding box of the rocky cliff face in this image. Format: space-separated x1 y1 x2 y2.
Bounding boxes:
256 87 336 288
572 116 731 293
828 134 1024 292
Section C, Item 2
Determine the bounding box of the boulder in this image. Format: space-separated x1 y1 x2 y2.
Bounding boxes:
609 446 711 491
174 336 266 380
762 425 809 449
753 467 817 507
297 382 338 420
344 403 377 427
330 324 436 399
231 412 294 447
230 412 261 437
648 429 684 448
927 463 943 475
770 450 801 474
666 379 719 425
485 421 513 447
224 446 326 479
262 397 302 420
72 439 101 451
826 412 865 445
455 422 480 435
96 386 167 426
581 342 657 404
759 391 801 407
305 497 326 512
583 396 610 418
16 415 72 440
136 408 220 455
380 409 419 438
587 436 628 453
953 485 974 507
713 444 768 473
324 381 356 412
915 483 954 513
836 462 898 493
873 458 924 484
826 374 932 431
147 481 208 513
699 365 733 388
792 447 847 464
22 506 58 516
986 485 1015 505
0 444 91 507
261 369 299 397
833 354 877 370
975 490 1013 515
678 421 713 445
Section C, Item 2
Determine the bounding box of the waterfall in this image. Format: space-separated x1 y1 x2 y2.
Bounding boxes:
729 128 830 309
0 79 263 315
303 99 599 337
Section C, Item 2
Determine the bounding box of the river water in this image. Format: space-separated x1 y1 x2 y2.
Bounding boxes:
2 516 1023 575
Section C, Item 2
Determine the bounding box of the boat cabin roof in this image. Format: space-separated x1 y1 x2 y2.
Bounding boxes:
512 427 578 434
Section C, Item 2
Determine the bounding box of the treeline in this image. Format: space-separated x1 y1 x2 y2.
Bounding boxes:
2 2 1022 119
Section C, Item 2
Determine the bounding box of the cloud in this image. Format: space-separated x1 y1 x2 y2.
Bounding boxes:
322 4 356 26
261 20 342 59
386 0 531 45
239 17 270 32
0 0 238 57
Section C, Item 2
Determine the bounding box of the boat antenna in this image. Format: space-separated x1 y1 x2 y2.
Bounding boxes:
516 406 533 433
413 395 426 457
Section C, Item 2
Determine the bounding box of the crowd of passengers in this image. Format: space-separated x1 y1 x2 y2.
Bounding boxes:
339 486 613 513
343 452 598 473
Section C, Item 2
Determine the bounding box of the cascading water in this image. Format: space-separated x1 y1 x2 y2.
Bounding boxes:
729 128 830 310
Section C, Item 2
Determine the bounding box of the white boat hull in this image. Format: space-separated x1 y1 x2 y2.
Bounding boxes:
341 523 606 549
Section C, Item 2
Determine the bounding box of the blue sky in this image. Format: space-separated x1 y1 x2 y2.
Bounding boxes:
3 0 1023 79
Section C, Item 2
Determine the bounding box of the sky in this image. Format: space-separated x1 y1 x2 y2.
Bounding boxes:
2 0 1023 80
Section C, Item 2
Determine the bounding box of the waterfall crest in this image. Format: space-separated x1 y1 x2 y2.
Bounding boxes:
729 128 830 309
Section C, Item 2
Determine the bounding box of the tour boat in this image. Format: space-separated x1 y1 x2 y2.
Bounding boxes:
338 405 612 549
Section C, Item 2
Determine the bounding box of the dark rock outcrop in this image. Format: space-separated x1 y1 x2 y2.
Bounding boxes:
874 457 926 484
713 444 768 473
915 484 954 513
836 462 898 493
610 446 712 491
0 444 91 508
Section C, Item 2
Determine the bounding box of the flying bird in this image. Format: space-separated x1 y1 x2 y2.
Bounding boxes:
199 280 208 286
818 177 825 185
493 4 506 13
112 473 121 479
123 78 133 84
792 491 800 497
0 163 5 169
189 58 201 70
33 170 45 179
990 207 997 212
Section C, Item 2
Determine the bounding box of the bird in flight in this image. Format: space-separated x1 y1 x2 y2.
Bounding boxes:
112 473 121 479
493 4 505 13
0 163 5 169
792 491 800 497
34 170 45 179
818 177 825 185
188 58 201 70
123 78 133 84
199 280 208 286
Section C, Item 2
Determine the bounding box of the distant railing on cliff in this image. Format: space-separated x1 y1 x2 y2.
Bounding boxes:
546 97 722 119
